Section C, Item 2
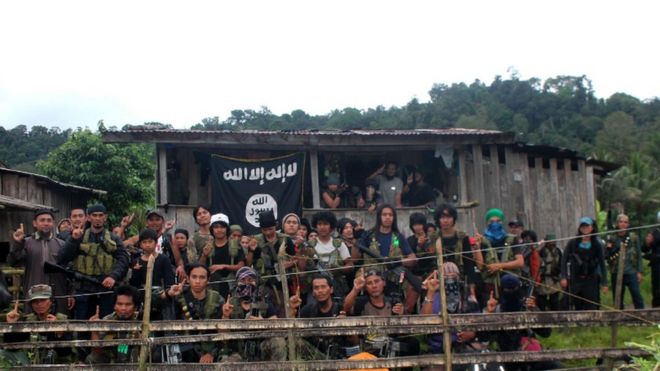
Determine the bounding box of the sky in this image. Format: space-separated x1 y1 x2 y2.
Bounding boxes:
1 0 658 130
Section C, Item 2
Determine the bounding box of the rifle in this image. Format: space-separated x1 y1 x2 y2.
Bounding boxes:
43 261 104 286
357 244 423 294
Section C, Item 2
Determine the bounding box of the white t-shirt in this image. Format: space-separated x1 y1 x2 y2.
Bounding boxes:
314 238 351 265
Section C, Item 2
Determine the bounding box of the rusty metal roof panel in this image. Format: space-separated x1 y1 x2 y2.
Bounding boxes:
112 128 504 136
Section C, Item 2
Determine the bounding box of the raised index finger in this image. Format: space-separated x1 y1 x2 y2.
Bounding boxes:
19 223 24 231
14 299 19 312
489 290 494 300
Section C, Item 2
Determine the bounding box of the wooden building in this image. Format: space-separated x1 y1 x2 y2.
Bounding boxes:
102 128 613 241
0 166 105 262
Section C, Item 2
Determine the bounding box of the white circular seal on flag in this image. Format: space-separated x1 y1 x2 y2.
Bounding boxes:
245 194 278 228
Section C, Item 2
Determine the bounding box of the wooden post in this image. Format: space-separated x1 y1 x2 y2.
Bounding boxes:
608 239 627 368
310 149 321 209
158 145 168 205
435 237 452 370
278 253 297 363
138 255 155 371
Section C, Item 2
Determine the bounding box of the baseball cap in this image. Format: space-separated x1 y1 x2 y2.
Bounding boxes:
28 284 53 301
210 213 230 226
579 217 593 226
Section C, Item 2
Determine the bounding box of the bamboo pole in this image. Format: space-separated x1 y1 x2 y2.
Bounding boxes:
435 236 452 370
138 254 155 371
607 237 627 369
278 253 297 363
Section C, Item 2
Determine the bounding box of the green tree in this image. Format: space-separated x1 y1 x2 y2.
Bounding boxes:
594 111 637 163
36 129 155 224
599 153 660 226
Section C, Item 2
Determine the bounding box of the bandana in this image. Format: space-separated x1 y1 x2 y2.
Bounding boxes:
484 221 506 245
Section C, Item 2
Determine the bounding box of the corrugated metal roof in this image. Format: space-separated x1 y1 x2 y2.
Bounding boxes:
113 127 505 136
0 167 106 195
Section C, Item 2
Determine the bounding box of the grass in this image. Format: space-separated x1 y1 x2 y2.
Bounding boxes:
540 263 657 367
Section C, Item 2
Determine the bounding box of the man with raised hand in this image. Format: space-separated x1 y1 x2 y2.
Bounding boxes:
8 209 70 314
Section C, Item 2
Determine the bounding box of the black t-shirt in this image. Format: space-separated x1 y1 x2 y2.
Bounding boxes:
300 302 341 318
129 253 175 290
208 241 245 297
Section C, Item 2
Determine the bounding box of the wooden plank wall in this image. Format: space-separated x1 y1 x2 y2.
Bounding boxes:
0 172 96 247
462 146 597 243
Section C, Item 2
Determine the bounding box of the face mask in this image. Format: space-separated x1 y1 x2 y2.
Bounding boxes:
236 283 257 301
484 222 506 244
445 278 462 313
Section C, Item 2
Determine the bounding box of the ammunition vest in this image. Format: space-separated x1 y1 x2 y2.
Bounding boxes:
428 231 467 270
75 229 117 276
539 247 561 278
308 238 344 269
254 233 286 276
363 231 403 273
609 233 639 273
482 234 518 283
177 288 222 321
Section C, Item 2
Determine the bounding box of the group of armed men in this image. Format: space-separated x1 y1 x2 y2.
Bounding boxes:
3 201 660 370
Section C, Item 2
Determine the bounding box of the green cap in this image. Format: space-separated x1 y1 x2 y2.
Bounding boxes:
229 224 243 234
27 284 52 301
485 208 505 223
544 233 557 241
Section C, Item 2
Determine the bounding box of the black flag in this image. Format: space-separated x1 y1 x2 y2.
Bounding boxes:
210 153 305 235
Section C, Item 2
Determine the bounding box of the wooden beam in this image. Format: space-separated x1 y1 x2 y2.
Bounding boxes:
2 309 656 335
6 348 650 370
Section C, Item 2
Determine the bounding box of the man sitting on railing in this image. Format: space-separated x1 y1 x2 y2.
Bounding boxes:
4 284 74 365
88 285 141 364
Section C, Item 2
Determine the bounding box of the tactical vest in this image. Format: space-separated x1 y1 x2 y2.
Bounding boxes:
482 234 518 283
75 229 117 276
177 288 222 320
305 238 348 292
569 240 601 278
253 233 286 276
428 231 467 270
363 231 403 273
539 247 561 279
308 238 344 269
